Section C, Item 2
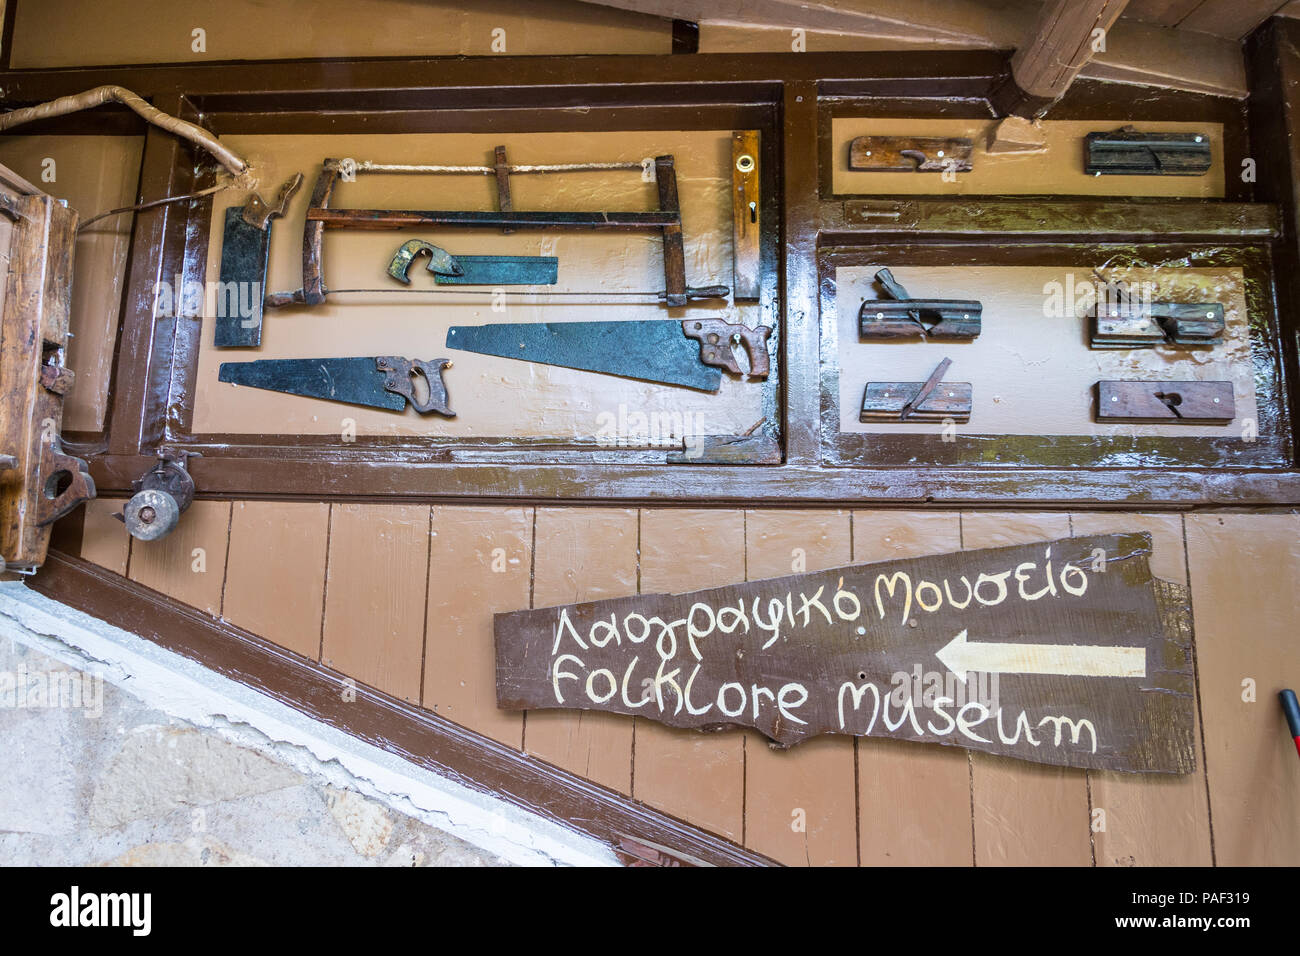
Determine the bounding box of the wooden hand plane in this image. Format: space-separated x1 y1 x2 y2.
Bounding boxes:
859 268 982 340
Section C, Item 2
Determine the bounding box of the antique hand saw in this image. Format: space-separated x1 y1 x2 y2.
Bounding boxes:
218 356 454 415
268 148 727 309
446 319 770 392
215 173 303 348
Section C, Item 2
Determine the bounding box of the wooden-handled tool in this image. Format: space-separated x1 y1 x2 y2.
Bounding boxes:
1281 690 1300 761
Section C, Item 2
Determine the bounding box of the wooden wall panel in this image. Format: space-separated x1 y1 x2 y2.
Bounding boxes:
742 509 857 866
127 500 231 616
1070 512 1212 867
1177 0 1286 40
424 506 532 749
635 508 746 843
321 503 429 704
853 511 973 866
1123 0 1206 27
525 507 638 791
839 265 1252 440
195 131 757 443
222 501 331 660
78 497 130 575
831 120 1227 198
10 0 669 68
1186 513 1300 866
960 512 1093 867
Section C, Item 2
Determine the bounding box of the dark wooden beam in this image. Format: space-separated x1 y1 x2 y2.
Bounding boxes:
1180 0 1291 40
993 0 1130 117
1246 16 1300 468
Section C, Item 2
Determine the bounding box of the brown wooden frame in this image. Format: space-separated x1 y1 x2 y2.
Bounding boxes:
4 23 1300 507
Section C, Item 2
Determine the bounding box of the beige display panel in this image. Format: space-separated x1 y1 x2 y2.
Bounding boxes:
831 118 1225 198
195 130 765 442
835 264 1256 438
0 134 143 433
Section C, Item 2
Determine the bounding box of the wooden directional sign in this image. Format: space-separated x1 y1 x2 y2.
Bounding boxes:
495 533 1196 773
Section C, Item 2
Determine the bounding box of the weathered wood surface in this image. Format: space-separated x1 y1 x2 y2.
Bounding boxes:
496 533 1197 773
1091 301 1225 348
1095 380 1234 423
860 381 973 423
0 173 94 571
731 130 761 301
1084 129 1213 176
1006 0 1129 107
1070 512 1212 866
848 136 974 173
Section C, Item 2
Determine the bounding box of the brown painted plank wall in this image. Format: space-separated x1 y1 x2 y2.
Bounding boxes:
321 503 430 705
960 512 1095 867
59 502 1294 865
1070 512 1213 867
634 509 748 843
742 509 857 866
127 499 231 616
78 497 130 575
1185 513 1300 865
853 511 973 865
223 501 331 660
425 506 533 749
526 507 638 792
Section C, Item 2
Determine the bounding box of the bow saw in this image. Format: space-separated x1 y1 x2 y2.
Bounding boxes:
242 149 728 328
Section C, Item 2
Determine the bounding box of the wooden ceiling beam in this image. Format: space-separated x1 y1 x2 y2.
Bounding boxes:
1178 0 1292 41
992 0 1130 116
571 0 1020 47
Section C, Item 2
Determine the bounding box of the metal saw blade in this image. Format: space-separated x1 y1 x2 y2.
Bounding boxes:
445 320 722 392
215 207 271 348
218 357 406 411
432 255 559 285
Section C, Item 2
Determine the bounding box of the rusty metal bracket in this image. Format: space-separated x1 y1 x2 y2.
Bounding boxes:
34 438 95 528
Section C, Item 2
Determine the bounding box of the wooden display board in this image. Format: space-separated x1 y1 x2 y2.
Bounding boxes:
1 38 1296 506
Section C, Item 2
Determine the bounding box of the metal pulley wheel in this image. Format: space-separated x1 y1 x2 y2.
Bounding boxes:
118 455 196 541
122 488 182 540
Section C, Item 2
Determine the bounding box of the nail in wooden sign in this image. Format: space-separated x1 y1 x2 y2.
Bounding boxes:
495 533 1195 773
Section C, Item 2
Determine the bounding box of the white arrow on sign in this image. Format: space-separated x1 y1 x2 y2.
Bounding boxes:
936 629 1146 682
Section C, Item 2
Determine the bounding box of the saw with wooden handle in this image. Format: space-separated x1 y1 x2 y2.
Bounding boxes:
446 318 770 392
